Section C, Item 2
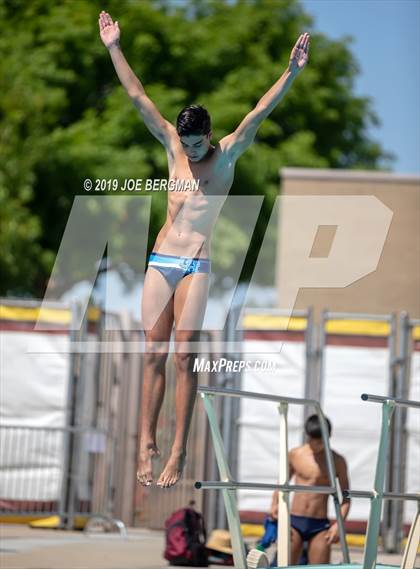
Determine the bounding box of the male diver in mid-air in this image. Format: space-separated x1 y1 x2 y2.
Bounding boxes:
99 10 310 488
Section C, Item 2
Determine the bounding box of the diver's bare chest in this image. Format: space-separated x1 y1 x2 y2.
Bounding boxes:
168 146 233 197
171 162 217 193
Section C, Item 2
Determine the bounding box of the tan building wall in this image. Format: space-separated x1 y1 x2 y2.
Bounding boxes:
277 168 420 320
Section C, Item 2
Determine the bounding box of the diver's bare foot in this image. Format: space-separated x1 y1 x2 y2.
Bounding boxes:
137 442 161 486
157 449 186 488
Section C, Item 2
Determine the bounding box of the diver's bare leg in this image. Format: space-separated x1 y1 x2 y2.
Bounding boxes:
157 272 209 488
138 267 174 486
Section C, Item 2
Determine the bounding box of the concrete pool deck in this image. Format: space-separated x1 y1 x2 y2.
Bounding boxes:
0 524 407 569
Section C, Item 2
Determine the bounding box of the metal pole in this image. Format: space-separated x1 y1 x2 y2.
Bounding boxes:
198 385 318 406
219 350 233 529
277 402 290 567
390 312 410 552
324 311 392 322
59 302 78 527
196 481 334 493
360 393 420 409
317 405 350 563
66 301 89 526
363 400 396 569
203 332 220 536
361 394 420 408
200 393 247 569
318 309 327 406
218 304 242 530
303 307 314 435
231 306 243 498
383 312 398 551
344 491 420 502
59 301 83 529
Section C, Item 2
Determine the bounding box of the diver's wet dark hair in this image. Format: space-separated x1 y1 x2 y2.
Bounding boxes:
305 414 332 439
176 104 211 137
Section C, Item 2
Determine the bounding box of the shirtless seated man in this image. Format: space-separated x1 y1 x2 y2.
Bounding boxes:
270 415 350 564
99 10 310 488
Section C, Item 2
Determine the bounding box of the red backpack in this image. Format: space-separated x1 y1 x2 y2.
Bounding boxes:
164 507 209 566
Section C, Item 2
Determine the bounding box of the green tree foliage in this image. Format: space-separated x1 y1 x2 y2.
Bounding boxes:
0 0 394 296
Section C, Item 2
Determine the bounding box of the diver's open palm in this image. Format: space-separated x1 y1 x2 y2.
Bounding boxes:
289 32 310 73
99 11 120 49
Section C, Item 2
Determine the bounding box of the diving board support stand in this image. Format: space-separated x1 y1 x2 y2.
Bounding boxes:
200 392 248 569
198 386 350 568
363 399 395 569
359 394 420 569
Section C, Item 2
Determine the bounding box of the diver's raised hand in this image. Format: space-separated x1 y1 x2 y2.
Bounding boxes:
288 32 310 74
99 10 120 49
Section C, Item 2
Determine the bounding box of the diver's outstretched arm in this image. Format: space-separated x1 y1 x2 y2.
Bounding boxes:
221 33 310 162
98 11 176 147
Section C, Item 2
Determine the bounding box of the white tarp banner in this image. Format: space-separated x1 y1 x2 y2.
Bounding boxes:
0 331 70 500
322 344 388 522
238 340 306 513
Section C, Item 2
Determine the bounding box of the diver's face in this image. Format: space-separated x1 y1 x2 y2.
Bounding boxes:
180 132 212 162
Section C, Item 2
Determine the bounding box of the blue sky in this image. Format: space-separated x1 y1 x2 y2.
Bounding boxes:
302 0 419 174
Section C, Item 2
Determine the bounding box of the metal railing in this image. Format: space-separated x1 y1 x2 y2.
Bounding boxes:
342 394 420 569
0 424 108 520
195 385 350 568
